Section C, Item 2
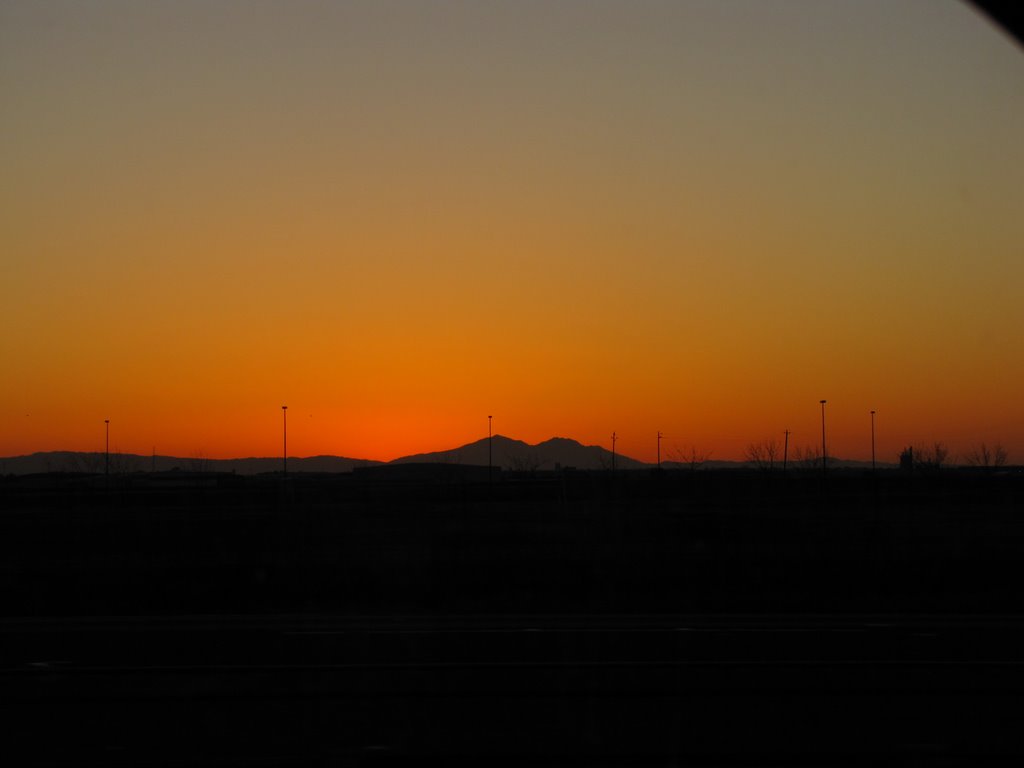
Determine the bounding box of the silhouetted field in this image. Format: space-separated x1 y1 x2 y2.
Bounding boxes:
2 468 1023 616
4 470 1024 765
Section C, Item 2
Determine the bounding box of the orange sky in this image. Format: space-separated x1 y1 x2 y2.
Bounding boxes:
2 1 1023 464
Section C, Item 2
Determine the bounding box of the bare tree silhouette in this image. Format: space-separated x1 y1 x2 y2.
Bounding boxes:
965 442 1008 468
792 445 822 473
745 439 780 471
902 442 950 472
509 452 543 474
669 445 712 472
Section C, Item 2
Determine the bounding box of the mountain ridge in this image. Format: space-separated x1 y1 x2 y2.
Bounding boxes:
389 435 646 471
0 440 892 475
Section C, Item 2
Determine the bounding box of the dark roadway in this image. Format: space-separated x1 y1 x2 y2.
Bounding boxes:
5 613 1024 766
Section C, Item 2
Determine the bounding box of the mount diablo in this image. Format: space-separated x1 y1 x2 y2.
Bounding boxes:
391 435 645 472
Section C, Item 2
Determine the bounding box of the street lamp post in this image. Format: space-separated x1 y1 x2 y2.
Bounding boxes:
488 415 493 484
611 432 617 472
871 410 876 472
819 400 827 477
657 431 662 469
104 419 110 478
282 406 288 476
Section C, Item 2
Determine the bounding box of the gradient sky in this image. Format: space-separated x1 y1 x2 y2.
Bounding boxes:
2 0 1022 464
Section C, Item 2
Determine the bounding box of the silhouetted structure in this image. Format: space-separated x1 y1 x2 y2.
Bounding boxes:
819 400 827 476
871 410 877 472
281 406 288 475
900 446 914 472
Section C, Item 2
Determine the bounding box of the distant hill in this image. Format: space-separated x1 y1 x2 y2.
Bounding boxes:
0 451 381 476
0 444 895 476
390 435 646 471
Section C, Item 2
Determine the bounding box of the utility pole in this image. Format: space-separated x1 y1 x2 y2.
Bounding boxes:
783 429 790 472
282 406 288 476
870 410 876 473
488 415 493 484
104 420 110 478
820 400 827 478
657 431 662 469
611 432 617 472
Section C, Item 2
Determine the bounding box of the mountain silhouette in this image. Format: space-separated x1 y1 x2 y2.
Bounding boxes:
0 442 893 476
0 451 381 476
389 435 645 471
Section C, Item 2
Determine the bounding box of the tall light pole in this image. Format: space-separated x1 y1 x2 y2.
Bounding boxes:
104 419 110 478
488 415 493 483
783 429 790 473
281 406 288 476
870 410 876 473
819 400 827 477
657 431 662 469
611 432 617 472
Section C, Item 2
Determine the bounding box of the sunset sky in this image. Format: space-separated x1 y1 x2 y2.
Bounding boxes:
2 0 1022 464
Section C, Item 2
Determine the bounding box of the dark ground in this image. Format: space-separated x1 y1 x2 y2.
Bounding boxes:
2 468 1023 765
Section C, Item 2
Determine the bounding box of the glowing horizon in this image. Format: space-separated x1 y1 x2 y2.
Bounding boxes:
1 404 1014 468
3 1 1022 465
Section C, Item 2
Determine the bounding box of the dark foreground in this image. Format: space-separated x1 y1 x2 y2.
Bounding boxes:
2 469 1023 764
6 613 1024 766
